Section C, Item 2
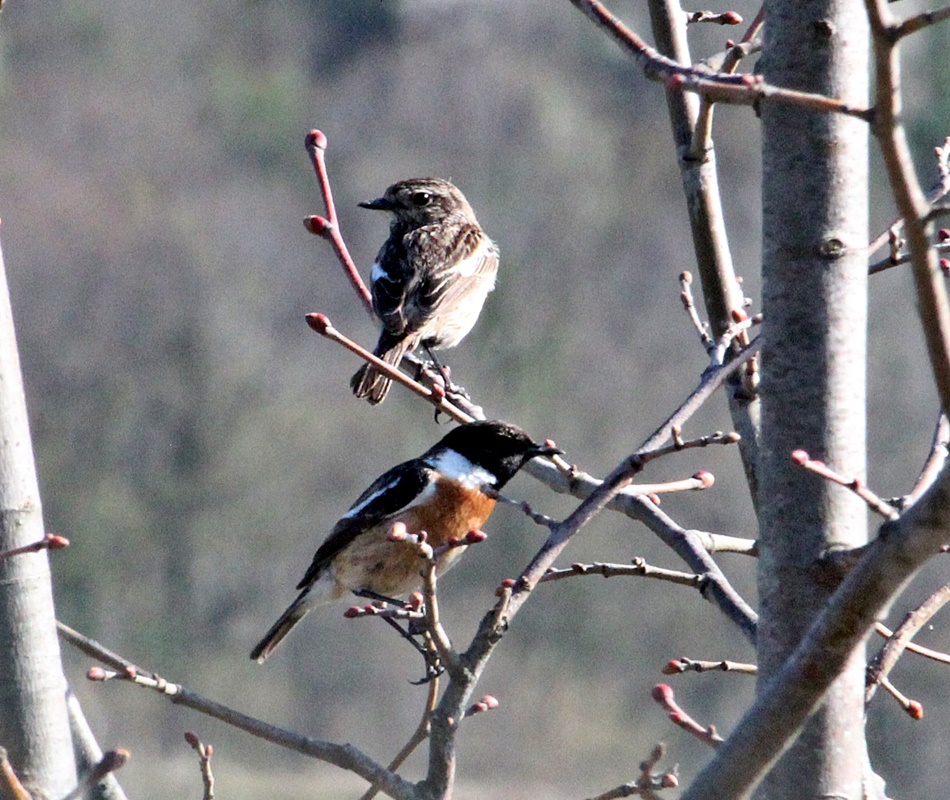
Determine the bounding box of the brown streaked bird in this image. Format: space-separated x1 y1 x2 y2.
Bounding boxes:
351 177 499 404
250 420 559 663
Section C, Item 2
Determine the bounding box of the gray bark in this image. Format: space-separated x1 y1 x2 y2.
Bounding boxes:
756 1 870 798
0 237 77 798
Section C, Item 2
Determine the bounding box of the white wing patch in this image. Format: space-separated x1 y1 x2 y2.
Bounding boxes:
427 449 496 489
370 261 388 284
338 474 437 522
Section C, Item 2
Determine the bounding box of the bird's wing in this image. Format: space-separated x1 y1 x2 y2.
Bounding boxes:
407 225 499 323
295 460 435 590
371 238 414 338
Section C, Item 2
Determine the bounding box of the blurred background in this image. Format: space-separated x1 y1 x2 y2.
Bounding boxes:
1 1 948 797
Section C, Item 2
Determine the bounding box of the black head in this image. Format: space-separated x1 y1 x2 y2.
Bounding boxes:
358 178 476 227
430 420 561 489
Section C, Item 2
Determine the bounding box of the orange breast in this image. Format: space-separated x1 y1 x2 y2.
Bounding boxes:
330 478 496 599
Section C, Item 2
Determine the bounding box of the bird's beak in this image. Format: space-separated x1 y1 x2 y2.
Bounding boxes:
527 442 564 461
358 196 394 211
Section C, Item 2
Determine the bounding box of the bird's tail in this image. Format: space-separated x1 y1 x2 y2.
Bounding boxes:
351 339 413 404
250 581 336 663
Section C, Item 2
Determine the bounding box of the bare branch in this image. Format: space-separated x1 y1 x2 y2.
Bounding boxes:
790 450 900 520
866 0 950 412
303 130 374 316
57 623 418 800
584 743 678 799
678 465 950 800
539 558 706 589
875 621 950 665
183 733 215 800
0 532 69 561
866 581 950 704
305 314 474 423
568 0 872 121
894 5 950 39
662 657 757 675
652 684 723 748
60 750 130 800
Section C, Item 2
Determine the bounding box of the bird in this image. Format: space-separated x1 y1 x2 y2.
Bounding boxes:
351 177 499 404
250 420 559 663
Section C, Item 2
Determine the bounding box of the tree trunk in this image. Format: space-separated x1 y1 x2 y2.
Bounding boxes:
756 1 870 798
0 236 77 797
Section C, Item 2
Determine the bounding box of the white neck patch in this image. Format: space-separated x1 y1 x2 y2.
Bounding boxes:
428 449 497 489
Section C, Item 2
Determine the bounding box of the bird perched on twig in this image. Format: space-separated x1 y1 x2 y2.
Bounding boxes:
250 420 559 663
351 178 499 404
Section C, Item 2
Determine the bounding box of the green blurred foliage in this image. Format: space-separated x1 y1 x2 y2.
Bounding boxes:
0 1 947 797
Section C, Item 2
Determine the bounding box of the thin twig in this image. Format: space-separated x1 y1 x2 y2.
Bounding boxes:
874 621 950 665
878 675 924 719
0 532 69 561
894 412 950 511
57 623 419 800
662 657 757 675
60 750 131 800
0 747 32 800
866 581 950 704
540 558 705 589
866 0 950 413
651 684 723 748
305 314 473 423
584 743 678 799
895 5 950 39
184 733 215 800
791 450 900 521
568 0 872 121
358 678 440 800
303 130 374 316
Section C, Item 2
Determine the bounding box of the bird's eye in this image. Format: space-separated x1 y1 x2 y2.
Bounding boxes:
410 191 431 207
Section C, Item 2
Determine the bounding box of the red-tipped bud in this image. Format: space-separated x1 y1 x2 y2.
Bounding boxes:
694 471 715 488
305 313 331 334
791 449 809 465
388 521 408 542
662 660 682 675
938 228 950 242
570 562 585 573
722 12 742 25
725 39 736 48
648 493 661 505
741 74 756 86
495 578 517 596
205 744 214 757
482 695 499 709
941 259 950 275
431 383 446 401
680 271 692 284
465 529 487 544
343 606 361 618
652 684 675 704
87 666 107 681
907 700 924 720
124 665 138 679
306 130 328 151
667 73 685 90
304 215 330 236
661 773 679 789
408 592 424 611
184 731 200 747
45 533 70 549
731 307 749 322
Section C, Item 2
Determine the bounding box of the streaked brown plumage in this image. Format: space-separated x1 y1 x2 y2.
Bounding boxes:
351 178 498 404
